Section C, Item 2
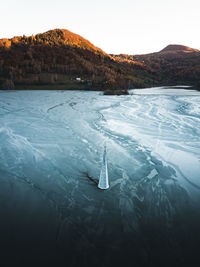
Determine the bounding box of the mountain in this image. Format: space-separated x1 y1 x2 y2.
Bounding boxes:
159 44 199 53
0 29 199 90
0 29 146 90
113 44 200 88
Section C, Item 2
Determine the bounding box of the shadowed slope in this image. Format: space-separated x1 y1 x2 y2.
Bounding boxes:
0 29 146 90
0 30 199 90
160 44 199 53
113 44 200 88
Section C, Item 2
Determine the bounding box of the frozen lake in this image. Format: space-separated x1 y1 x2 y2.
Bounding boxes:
0 87 200 266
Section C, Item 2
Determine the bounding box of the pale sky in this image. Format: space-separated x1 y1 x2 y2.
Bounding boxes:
0 0 199 54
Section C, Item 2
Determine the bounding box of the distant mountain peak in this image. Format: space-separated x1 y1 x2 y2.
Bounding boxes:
40 28 92 45
0 28 106 56
34 28 107 55
160 44 199 53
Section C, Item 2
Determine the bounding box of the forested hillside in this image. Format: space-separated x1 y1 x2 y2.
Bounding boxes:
113 45 200 88
0 29 199 90
0 29 149 90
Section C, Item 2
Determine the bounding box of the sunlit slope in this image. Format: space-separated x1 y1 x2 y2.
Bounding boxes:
0 29 147 90
0 29 199 90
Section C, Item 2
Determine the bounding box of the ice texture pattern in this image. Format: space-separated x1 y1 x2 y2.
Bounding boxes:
0 87 200 266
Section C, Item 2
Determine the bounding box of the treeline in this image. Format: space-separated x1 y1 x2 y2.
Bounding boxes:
0 29 148 90
0 30 199 90
113 46 200 87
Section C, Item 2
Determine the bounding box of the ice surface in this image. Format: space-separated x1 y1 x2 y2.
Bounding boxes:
0 87 200 266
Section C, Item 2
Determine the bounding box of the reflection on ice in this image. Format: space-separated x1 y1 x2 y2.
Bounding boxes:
131 87 199 95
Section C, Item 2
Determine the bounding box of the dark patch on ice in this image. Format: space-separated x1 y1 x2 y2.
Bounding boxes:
82 171 99 185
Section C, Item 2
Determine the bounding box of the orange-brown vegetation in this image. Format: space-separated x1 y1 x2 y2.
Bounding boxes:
112 44 200 88
0 30 199 91
0 29 147 90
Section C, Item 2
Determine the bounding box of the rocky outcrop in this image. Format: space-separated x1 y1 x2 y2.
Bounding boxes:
104 89 129 95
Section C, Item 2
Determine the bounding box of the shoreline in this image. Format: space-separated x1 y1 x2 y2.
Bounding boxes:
0 84 199 95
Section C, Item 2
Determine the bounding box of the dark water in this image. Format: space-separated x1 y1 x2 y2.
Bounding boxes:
0 87 200 266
